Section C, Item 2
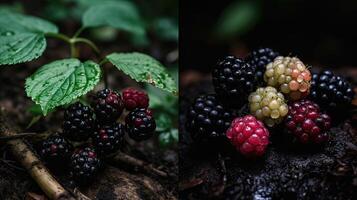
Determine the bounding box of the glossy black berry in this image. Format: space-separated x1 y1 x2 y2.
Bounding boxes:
309 70 354 112
186 94 234 142
70 147 101 184
126 108 156 141
92 122 125 154
212 55 257 107
40 134 73 164
93 89 124 125
63 102 94 141
246 48 280 85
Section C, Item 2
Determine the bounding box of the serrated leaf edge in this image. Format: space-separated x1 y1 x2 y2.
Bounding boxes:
25 59 101 115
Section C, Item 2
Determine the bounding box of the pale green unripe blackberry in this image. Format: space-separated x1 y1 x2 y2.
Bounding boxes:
248 86 288 127
264 56 311 101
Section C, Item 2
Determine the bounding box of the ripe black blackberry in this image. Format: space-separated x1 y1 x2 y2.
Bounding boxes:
92 122 125 154
93 89 124 124
63 102 94 141
70 147 101 184
212 55 257 107
310 70 354 112
125 108 156 141
40 134 73 164
246 47 280 84
186 94 234 142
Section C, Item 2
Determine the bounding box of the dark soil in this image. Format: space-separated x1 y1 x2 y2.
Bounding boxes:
179 80 357 200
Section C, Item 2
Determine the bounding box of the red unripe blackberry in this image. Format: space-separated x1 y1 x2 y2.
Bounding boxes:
125 108 156 141
186 94 234 142
63 102 94 141
226 115 270 157
40 134 73 164
246 47 280 85
212 55 258 107
310 70 354 112
285 99 331 144
93 89 124 125
70 147 101 184
92 122 125 154
264 56 311 101
122 87 149 110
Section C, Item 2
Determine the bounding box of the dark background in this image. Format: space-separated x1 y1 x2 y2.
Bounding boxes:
180 0 357 73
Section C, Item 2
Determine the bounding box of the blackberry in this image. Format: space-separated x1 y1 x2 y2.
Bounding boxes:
126 108 156 141
285 99 331 144
186 94 234 142
226 115 270 157
310 70 354 112
212 55 257 107
248 86 288 127
70 147 101 184
92 122 125 154
40 134 73 164
63 102 94 141
246 47 280 84
264 56 311 101
93 89 124 124
122 87 149 110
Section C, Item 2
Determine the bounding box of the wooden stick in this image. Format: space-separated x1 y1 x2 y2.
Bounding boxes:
0 109 74 200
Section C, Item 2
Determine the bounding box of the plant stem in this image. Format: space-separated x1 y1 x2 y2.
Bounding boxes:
45 32 71 43
73 27 85 38
0 132 37 141
71 37 100 56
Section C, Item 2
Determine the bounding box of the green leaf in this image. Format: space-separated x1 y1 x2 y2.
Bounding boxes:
82 1 145 36
0 11 58 65
153 18 178 42
107 52 177 94
25 59 101 115
215 1 260 39
159 129 178 148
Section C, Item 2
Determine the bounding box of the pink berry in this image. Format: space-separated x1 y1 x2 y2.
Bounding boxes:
226 115 270 157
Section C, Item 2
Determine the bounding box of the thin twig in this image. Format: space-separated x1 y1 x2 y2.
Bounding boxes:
109 151 169 178
0 132 38 141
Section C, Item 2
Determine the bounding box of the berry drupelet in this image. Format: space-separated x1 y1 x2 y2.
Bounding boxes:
70 147 101 184
92 122 125 154
186 94 234 142
248 86 288 127
310 70 354 112
40 134 73 163
126 108 156 141
285 99 331 144
212 55 257 107
264 56 311 101
246 47 280 85
93 89 124 124
226 115 270 157
63 102 94 141
122 88 149 110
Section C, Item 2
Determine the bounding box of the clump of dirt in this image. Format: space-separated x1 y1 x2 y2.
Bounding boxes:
179 80 357 200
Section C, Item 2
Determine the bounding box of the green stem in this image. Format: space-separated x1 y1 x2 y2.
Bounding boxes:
71 38 100 55
45 32 71 43
70 43 78 58
73 27 86 38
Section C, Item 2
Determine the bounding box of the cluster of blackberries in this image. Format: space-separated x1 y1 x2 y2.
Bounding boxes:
39 88 155 184
186 47 354 158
